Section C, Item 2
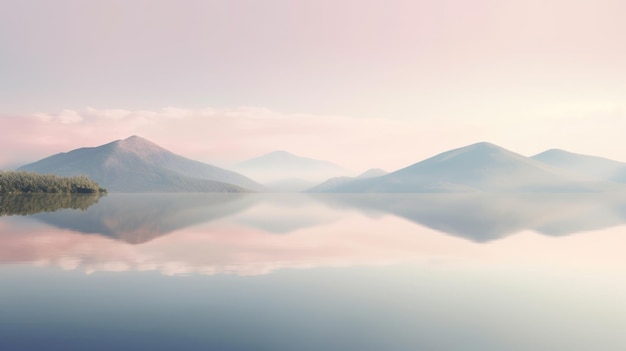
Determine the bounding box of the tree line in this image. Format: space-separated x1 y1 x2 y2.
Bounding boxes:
0 171 106 194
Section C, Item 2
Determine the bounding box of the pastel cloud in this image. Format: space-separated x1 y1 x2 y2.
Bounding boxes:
33 109 83 124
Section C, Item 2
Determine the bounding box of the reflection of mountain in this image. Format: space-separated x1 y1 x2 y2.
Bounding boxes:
4 193 626 276
18 136 264 192
32 194 256 244
29 194 342 243
29 193 626 244
313 193 626 242
0 194 102 216
230 194 342 234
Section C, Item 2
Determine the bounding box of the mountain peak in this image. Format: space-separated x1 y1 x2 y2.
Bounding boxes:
357 168 388 179
312 141 606 193
124 135 145 141
533 148 621 162
532 148 626 182
234 150 349 183
533 149 570 157
18 137 264 192
118 135 155 145
265 150 298 158
240 150 336 165
112 135 165 155
465 141 505 151
431 142 515 164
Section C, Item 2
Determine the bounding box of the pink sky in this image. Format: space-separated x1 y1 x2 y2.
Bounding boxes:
1 0 625 170
1 105 625 172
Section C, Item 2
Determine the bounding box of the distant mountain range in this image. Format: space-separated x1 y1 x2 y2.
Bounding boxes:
16 137 626 193
18 136 264 193
532 149 626 183
233 150 350 190
306 168 388 192
308 142 622 193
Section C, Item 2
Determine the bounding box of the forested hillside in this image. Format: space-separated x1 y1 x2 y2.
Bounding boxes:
0 171 106 194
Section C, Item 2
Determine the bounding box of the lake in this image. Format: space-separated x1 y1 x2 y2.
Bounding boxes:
1 193 625 351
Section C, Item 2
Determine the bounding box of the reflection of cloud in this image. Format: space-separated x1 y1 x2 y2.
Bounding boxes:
3 193 626 276
231 195 342 234
0 213 473 276
2 207 626 277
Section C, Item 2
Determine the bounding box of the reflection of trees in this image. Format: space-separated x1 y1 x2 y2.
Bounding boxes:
0 193 104 216
33 194 256 244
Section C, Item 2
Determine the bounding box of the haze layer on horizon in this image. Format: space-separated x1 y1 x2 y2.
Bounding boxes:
1 0 625 170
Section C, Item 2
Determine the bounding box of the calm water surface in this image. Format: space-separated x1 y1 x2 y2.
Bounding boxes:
1 193 625 351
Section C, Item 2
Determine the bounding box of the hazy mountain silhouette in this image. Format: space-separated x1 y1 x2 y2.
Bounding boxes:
32 193 256 244
356 168 388 178
533 149 626 183
306 168 388 192
18 136 264 192
310 142 617 193
262 178 318 193
233 150 350 189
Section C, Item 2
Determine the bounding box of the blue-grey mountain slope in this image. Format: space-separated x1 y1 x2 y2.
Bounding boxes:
309 142 618 193
233 150 350 186
306 168 388 192
532 149 626 183
262 178 318 193
18 136 264 193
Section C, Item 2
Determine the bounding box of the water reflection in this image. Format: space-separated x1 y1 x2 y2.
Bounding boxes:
0 193 625 276
2 193 626 351
314 193 626 241
0 193 102 216
31 193 256 244
10 193 626 242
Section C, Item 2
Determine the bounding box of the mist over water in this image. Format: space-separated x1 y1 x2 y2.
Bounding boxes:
1 193 626 350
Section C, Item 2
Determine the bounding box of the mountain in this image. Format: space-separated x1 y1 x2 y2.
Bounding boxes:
532 149 626 183
18 136 264 193
306 168 388 192
309 142 617 193
262 178 318 193
233 150 351 190
356 168 388 179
